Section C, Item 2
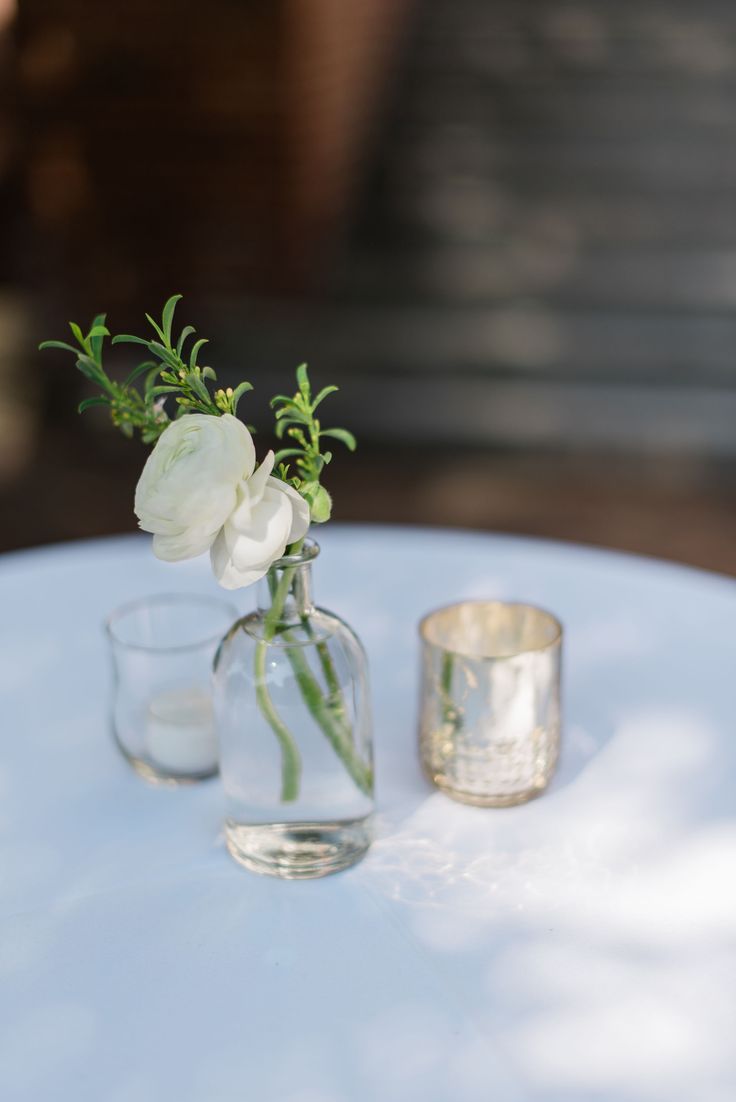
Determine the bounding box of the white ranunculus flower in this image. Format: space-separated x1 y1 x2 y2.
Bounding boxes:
210 450 310 589
134 413 256 561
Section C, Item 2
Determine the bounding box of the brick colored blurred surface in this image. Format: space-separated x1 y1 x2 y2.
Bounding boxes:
0 0 734 575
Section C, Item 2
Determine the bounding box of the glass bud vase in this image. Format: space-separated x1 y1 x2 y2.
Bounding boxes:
213 539 374 879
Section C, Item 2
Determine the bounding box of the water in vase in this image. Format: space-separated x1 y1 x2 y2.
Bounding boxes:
213 542 374 878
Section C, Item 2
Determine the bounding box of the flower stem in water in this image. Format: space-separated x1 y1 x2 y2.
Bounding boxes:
254 560 303 801
255 543 373 801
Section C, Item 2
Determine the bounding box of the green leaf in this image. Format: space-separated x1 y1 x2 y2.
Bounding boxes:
89 316 108 361
78 396 110 413
230 380 253 413
148 385 181 397
275 405 309 423
145 312 166 343
112 334 150 347
189 338 208 369
319 427 357 451
161 294 182 344
273 448 304 463
311 385 338 410
148 341 179 367
144 366 161 395
187 372 211 403
142 426 166 444
75 354 107 385
269 394 297 408
176 325 196 357
275 419 289 439
310 484 332 523
39 340 78 354
296 363 310 395
69 322 86 349
124 360 158 389
74 362 103 385
201 365 217 381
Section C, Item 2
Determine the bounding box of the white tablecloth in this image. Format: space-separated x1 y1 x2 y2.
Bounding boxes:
1 524 734 1102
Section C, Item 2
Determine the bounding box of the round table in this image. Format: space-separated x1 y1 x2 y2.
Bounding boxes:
1 525 734 1101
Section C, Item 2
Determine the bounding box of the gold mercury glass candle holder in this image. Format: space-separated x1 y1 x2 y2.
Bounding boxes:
418 601 562 807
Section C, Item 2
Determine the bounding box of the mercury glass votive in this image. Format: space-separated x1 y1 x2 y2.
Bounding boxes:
418 601 562 807
106 594 238 785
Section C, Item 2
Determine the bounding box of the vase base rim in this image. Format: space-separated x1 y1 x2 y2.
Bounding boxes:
225 817 372 879
113 731 218 786
428 775 551 807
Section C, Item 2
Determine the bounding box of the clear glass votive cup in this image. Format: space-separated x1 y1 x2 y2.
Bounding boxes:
106 593 238 785
418 600 562 807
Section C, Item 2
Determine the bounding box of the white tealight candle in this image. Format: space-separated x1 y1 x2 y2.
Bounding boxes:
489 657 536 743
146 687 218 775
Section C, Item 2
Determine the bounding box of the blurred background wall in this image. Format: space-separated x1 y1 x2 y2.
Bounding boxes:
0 0 734 570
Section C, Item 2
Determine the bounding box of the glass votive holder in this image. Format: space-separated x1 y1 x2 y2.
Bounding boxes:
418 600 562 807
106 593 238 785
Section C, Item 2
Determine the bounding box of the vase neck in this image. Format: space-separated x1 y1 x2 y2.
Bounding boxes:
257 539 319 624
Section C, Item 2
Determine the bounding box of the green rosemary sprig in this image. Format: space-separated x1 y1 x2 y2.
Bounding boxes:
39 314 169 443
39 294 252 443
271 363 356 523
112 294 252 419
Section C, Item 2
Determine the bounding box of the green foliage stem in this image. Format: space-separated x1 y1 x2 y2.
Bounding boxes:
270 364 356 525
261 546 373 799
39 295 253 444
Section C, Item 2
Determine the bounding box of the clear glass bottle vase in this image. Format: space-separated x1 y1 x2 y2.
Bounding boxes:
213 539 374 878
